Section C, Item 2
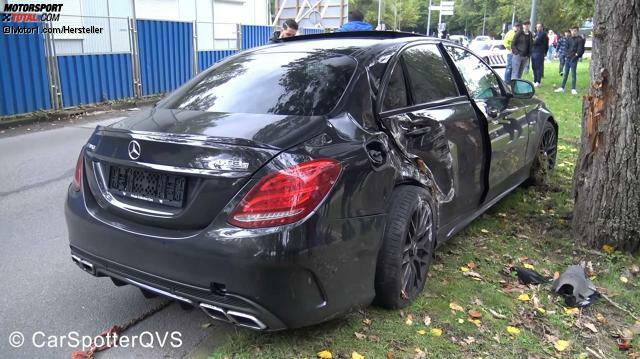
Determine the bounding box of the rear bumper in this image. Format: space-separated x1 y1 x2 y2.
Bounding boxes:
65 185 386 330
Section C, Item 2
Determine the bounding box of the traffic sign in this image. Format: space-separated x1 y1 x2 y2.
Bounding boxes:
441 10 454 15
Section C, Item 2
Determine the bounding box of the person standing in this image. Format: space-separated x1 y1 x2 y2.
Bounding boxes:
557 30 570 75
555 26 586 94
511 21 533 79
503 23 521 82
531 23 549 87
338 10 374 32
546 30 556 61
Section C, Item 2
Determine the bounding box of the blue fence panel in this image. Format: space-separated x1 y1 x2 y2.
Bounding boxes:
302 28 325 35
0 21 51 116
57 54 133 107
241 25 273 49
198 50 238 72
137 20 193 95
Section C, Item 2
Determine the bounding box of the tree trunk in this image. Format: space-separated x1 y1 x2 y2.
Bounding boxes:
572 0 640 254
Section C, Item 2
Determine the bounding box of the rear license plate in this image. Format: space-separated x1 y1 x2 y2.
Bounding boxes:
107 165 186 208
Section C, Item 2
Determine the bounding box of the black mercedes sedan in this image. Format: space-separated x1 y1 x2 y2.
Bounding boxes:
65 31 557 331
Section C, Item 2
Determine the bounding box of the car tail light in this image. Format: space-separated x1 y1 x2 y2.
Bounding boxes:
228 159 342 228
72 150 84 192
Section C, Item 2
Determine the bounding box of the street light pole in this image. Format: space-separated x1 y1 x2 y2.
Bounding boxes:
511 1 516 26
377 0 382 29
530 0 538 26
426 0 432 36
482 0 487 35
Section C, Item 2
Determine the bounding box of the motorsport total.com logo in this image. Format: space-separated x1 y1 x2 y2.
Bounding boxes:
2 3 103 35
2 3 63 22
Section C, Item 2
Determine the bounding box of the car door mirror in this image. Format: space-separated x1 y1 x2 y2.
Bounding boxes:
510 79 535 99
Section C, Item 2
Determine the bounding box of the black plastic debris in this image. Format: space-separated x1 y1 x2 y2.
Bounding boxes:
552 265 601 307
512 266 549 285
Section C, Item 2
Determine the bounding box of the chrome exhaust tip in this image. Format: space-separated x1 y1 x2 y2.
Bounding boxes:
199 303 230 323
226 310 267 330
199 304 267 330
71 254 95 274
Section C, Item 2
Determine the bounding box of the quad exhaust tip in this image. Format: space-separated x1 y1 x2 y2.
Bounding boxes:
200 303 267 330
71 254 95 274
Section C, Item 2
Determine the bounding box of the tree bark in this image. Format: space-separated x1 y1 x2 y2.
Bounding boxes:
572 0 640 254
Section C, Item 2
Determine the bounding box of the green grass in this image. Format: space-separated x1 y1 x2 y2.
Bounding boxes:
210 60 640 359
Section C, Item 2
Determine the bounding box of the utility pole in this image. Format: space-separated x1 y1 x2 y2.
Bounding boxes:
530 0 538 26
377 0 383 29
482 0 487 35
426 0 432 36
511 1 516 26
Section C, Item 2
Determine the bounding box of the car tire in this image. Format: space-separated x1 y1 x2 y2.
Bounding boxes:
527 121 557 186
374 186 437 309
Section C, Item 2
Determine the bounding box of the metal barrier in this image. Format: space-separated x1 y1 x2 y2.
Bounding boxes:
136 19 194 96
198 50 238 72
0 17 334 117
241 25 274 49
0 21 52 116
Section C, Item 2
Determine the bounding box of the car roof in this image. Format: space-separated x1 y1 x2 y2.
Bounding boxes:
257 31 450 62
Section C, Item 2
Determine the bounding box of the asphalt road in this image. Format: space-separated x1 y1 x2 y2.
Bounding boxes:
0 110 235 358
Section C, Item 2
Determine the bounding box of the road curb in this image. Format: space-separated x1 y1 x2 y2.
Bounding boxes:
0 96 162 131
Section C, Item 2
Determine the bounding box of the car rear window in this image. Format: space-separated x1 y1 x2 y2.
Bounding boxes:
163 52 357 116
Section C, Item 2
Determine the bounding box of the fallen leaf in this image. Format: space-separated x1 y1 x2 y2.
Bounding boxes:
470 319 481 327
463 271 483 279
468 309 482 319
536 307 546 314
595 313 606 323
423 316 431 326
352 351 365 359
564 307 579 315
467 261 477 270
480 229 489 234
386 352 395 359
553 271 560 280
405 314 414 325
517 293 531 302
460 266 470 272
317 350 333 359
631 264 640 275
431 328 443 336
506 326 521 335
582 322 598 333
201 322 213 329
602 244 615 254
489 309 507 319
523 263 535 270
554 339 570 352
458 318 465 324
413 348 426 359
363 318 372 326
449 302 464 312
417 329 427 335
463 336 476 345
577 353 589 359
354 332 366 340
620 276 629 283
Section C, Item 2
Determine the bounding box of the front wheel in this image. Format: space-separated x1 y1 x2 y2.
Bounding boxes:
375 186 436 309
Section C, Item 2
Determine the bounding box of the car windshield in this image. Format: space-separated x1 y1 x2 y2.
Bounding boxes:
163 51 357 116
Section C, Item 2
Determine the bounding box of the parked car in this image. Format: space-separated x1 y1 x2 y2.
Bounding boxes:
449 34 470 47
66 31 557 331
470 40 510 78
472 35 492 43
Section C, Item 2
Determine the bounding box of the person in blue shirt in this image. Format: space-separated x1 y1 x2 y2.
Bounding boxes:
338 10 374 32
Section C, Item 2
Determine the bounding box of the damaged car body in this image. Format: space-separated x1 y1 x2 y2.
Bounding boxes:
65 31 557 330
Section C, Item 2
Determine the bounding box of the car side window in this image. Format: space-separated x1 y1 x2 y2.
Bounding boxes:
402 45 459 104
382 62 408 111
445 46 502 100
